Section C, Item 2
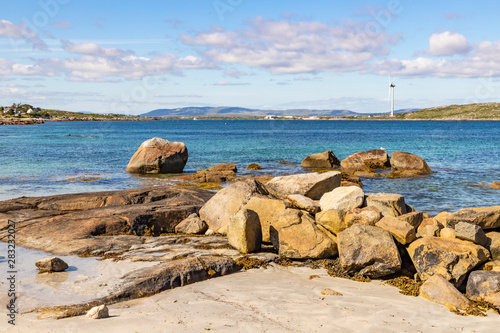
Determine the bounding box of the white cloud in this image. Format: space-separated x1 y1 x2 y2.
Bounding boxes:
0 20 48 51
182 17 400 75
213 80 249 86
63 41 134 57
425 31 469 56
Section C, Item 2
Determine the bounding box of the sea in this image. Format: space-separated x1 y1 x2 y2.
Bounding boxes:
0 120 499 215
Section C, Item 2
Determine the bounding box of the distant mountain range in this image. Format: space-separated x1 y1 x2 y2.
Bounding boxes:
140 107 418 117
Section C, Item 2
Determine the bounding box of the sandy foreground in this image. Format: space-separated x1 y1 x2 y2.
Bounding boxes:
1 262 498 333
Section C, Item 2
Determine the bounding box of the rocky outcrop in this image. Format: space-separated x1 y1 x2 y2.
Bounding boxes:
490 181 500 189
185 164 237 183
315 207 382 235
375 216 416 245
35 257 69 273
420 274 472 310
175 213 208 234
340 149 390 176
344 207 382 227
301 150 341 169
199 180 268 234
287 194 320 214
364 193 407 217
389 151 432 177
265 171 342 200
408 236 490 287
319 186 364 213
0 186 214 255
338 224 401 278
125 138 188 174
243 195 290 242
445 206 500 230
227 209 261 254
270 209 337 259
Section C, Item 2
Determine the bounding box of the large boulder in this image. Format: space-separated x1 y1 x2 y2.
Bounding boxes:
408 237 490 287
340 149 390 176
337 224 401 278
375 215 416 245
389 151 432 177
125 138 188 174
270 209 337 259
265 171 341 200
420 274 472 311
364 193 407 217
445 206 500 230
301 150 340 169
243 195 290 243
199 180 268 234
227 209 262 254
316 207 382 235
319 186 364 213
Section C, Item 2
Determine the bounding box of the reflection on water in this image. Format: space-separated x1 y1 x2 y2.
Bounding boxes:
35 271 69 288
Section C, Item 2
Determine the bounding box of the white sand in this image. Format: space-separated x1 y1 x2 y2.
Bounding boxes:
2 264 498 333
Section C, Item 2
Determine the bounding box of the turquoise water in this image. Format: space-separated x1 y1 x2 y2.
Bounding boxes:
0 120 499 215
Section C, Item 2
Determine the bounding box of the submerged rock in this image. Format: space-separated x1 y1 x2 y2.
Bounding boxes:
125 137 188 174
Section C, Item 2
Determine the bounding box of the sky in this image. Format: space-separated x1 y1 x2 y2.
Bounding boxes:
1 0 500 114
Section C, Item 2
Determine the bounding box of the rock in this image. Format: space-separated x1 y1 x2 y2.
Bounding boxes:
397 211 424 228
319 186 365 213
419 225 440 237
375 216 416 245
364 193 407 217
340 174 363 188
125 137 188 174
419 274 471 311
270 209 337 259
35 257 69 273
86 305 109 319
338 224 401 278
340 149 390 175
227 209 262 254
208 164 237 173
445 206 500 230
481 260 500 272
466 271 500 301
0 186 214 255
344 207 382 227
287 194 320 215
320 288 343 296
199 180 268 234
246 163 263 170
486 232 500 260
243 196 290 242
490 181 500 189
408 236 490 287
389 151 432 177
175 213 208 234
265 171 342 200
315 209 346 235
433 212 450 227
301 150 341 169
417 218 443 235
454 222 488 246
440 228 456 240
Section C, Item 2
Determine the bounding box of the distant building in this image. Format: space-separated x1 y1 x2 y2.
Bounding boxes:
264 115 277 120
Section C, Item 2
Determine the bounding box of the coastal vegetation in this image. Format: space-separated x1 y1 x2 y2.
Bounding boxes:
403 103 500 120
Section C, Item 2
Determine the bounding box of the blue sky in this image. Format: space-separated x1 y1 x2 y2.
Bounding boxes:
1 0 500 114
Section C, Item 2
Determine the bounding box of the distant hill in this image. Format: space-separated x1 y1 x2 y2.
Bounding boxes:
403 103 500 120
141 107 360 117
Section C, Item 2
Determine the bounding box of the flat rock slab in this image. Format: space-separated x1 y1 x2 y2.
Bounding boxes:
265 171 341 200
446 206 500 230
0 186 214 256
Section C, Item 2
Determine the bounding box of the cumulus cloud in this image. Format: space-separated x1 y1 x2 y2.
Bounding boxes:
0 19 48 51
425 31 470 56
182 17 400 75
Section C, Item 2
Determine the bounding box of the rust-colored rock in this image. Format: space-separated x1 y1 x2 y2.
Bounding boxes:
389 151 432 177
340 149 390 176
